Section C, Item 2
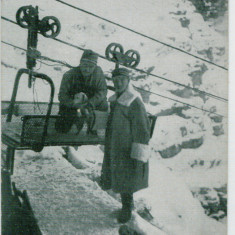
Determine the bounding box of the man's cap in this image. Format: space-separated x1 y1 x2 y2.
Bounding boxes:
112 68 131 78
80 49 98 65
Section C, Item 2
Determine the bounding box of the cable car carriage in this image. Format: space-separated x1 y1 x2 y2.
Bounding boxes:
2 5 157 176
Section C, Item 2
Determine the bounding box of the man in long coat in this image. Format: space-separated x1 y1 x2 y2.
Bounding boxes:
101 68 150 223
55 49 108 133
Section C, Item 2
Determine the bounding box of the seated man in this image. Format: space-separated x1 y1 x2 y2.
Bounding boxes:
55 49 108 134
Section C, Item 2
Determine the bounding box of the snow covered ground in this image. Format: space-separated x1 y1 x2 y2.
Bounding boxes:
1 0 228 234
8 146 226 235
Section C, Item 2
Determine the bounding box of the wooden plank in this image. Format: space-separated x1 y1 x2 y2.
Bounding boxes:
2 121 105 149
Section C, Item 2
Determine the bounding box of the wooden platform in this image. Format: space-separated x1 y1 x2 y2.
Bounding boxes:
1 101 156 151
2 101 108 150
2 121 105 149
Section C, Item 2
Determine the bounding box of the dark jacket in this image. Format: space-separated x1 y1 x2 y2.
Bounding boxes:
101 85 150 193
58 66 108 112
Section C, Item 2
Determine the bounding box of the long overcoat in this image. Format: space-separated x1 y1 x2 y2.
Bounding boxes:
101 85 150 193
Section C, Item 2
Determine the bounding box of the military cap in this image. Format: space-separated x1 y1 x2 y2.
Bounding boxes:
112 68 131 78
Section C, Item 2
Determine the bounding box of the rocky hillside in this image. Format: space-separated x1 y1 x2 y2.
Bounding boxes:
188 0 228 21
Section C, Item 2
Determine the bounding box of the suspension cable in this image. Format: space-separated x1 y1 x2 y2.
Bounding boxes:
53 38 228 102
1 40 225 117
133 86 224 117
55 0 228 71
1 16 228 102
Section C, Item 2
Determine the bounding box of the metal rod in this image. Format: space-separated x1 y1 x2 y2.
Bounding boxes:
6 68 55 151
6 147 15 175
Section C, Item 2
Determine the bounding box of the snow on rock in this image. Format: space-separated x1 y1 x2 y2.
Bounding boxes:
150 115 203 153
192 187 227 221
158 144 182 159
157 133 227 187
125 213 167 235
134 160 226 235
193 187 220 212
66 146 104 169
213 124 225 136
154 131 227 224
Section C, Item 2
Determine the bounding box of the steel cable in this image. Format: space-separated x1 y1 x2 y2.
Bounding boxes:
1 40 225 117
1 16 228 102
55 0 228 71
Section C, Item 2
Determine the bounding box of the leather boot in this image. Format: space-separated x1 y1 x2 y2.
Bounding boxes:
117 193 133 223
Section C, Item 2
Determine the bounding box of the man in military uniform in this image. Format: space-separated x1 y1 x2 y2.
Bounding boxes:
55 49 108 134
101 68 150 223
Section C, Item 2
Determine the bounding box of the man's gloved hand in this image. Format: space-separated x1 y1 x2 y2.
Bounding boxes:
75 103 92 117
80 102 93 118
73 92 88 109
77 108 83 117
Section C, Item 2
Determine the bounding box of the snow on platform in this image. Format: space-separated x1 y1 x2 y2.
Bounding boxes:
12 147 120 234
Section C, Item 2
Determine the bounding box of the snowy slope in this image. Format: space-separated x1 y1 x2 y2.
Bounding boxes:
8 146 226 235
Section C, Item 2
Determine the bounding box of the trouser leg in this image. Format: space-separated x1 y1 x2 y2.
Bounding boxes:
121 193 134 210
55 116 74 133
118 193 134 223
55 106 78 133
83 109 96 135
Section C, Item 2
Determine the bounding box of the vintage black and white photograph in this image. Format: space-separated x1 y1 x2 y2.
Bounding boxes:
1 0 229 234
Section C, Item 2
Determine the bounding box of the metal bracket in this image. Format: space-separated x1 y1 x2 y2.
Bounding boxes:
105 42 141 68
6 68 55 152
5 147 15 175
16 5 61 87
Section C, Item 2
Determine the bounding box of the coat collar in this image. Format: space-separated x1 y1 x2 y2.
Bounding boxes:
108 84 142 107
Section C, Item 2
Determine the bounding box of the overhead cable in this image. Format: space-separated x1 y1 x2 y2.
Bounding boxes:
1 16 228 102
53 38 228 102
1 40 225 117
55 0 228 71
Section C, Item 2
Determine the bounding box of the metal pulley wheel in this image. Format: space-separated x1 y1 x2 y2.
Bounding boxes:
16 5 38 28
124 49 140 68
39 16 61 38
105 43 124 62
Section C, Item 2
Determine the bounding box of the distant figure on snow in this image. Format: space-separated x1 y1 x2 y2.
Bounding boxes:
100 68 150 223
55 49 108 134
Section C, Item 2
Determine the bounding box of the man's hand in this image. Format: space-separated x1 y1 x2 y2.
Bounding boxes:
80 103 93 117
73 101 86 109
77 109 82 117
73 92 88 109
75 102 93 118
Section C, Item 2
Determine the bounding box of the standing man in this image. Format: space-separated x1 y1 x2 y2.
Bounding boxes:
101 68 150 223
55 49 108 134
